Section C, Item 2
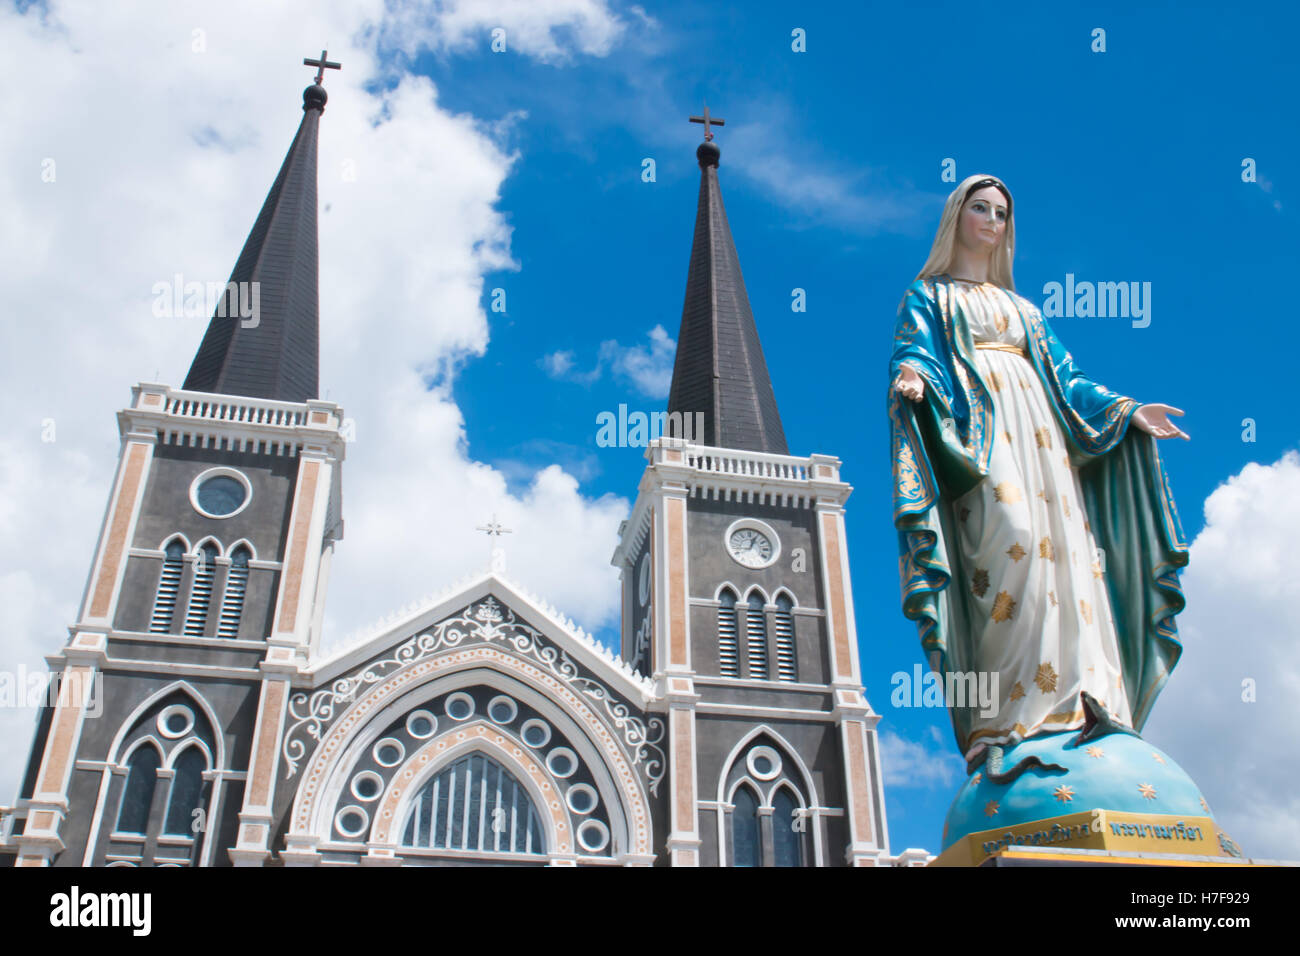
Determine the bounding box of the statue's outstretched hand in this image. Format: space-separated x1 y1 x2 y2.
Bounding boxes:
1132 403 1189 440
894 365 925 403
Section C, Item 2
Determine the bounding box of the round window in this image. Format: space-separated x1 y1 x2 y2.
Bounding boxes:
191 470 252 519
747 745 783 781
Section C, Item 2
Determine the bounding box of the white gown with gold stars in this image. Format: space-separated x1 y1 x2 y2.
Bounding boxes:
947 280 1131 760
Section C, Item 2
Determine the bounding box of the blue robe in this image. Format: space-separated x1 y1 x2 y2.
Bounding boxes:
888 275 1188 754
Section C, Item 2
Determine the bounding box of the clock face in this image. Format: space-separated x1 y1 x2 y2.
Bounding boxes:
728 528 774 568
637 554 651 606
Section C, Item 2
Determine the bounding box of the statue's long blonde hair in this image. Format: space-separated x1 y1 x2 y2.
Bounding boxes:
915 173 1016 290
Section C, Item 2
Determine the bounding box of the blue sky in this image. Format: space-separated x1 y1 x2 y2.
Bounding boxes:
2 0 1296 860
384 3 1297 852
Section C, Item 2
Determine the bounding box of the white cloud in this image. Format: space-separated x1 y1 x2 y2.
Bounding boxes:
879 728 965 789
599 324 676 397
1143 449 1300 861
540 349 576 377
380 0 633 63
0 1 633 809
720 105 937 236
542 325 676 397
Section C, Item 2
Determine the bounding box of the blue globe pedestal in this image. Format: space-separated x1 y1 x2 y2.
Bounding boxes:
933 729 1243 866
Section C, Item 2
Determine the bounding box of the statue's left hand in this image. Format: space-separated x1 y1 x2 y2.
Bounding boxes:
1132 403 1189 440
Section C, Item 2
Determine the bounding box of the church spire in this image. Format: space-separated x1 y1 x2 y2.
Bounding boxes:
182 52 340 403
665 108 789 455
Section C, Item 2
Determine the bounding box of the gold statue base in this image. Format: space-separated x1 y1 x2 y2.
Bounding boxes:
930 809 1249 867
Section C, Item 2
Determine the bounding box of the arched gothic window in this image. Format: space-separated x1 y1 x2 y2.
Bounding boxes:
148 540 186 634
772 786 806 866
163 747 210 837
402 753 545 855
717 589 739 677
722 737 813 867
774 593 797 682
746 592 768 679
117 744 161 834
183 543 219 637
216 546 250 639
731 784 761 867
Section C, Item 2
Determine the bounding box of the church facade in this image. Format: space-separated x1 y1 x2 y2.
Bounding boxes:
1 73 915 867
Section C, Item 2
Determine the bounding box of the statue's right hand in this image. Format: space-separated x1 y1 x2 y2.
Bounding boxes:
894 365 925 403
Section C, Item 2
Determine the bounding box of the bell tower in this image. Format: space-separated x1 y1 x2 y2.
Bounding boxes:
10 59 346 867
611 113 890 866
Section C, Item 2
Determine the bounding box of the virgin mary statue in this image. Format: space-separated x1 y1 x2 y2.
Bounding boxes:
888 174 1191 776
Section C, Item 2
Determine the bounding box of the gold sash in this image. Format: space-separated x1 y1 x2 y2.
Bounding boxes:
974 341 1028 358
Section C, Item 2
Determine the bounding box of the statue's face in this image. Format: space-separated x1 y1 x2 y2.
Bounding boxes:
958 186 1008 254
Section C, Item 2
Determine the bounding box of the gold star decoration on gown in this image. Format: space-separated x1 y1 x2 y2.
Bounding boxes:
1039 537 1055 560
1138 783 1157 801
971 568 990 598
1008 681 1025 702
989 371 1004 392
1054 785 1075 803
1080 600 1093 625
994 482 1022 504
1019 377 1029 389
1048 590 1058 607
1036 489 1052 504
1063 496 1070 517
1062 454 1070 469
1035 426 1052 449
1152 752 1166 764
1003 430 1013 445
1007 542 1027 562
1034 662 1058 693
995 314 1009 334
992 591 1017 622
984 800 1000 817
1091 560 1104 579
1086 746 1105 759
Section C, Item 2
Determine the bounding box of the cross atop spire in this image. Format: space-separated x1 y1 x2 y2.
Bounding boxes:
303 49 342 86
476 515 513 540
689 104 725 141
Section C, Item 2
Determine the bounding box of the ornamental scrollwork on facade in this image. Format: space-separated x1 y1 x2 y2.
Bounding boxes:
282 596 665 795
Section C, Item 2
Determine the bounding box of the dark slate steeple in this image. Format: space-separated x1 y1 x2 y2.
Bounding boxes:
665 113 789 455
183 69 335 403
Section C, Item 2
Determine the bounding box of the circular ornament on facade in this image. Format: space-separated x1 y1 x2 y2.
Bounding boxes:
157 705 195 739
566 783 599 816
546 747 578 779
445 692 475 722
747 745 783 781
190 467 252 519
405 710 438 739
351 771 384 802
486 695 518 725
577 819 610 853
334 805 369 839
520 719 551 749
724 518 780 570
637 553 651 606
373 738 405 767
